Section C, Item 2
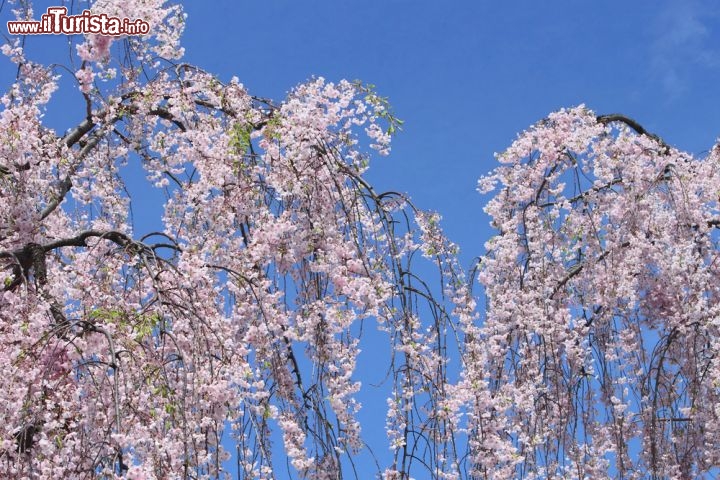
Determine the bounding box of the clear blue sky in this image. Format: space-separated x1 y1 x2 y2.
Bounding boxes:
3 0 720 477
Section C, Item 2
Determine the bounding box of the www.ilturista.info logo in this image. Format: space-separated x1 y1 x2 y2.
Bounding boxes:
7 7 150 35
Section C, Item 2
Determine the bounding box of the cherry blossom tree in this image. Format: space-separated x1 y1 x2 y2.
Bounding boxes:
2 1 720 479
0 1 469 478
474 107 720 479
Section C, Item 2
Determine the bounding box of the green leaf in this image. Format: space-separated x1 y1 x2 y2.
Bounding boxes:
229 121 253 155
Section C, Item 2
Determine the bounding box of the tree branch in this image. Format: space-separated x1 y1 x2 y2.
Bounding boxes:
551 241 630 299
597 114 671 154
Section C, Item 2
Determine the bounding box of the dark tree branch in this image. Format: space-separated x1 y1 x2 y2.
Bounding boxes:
62 117 96 148
597 114 671 154
14 424 36 454
1 230 160 291
551 242 630 299
41 230 136 251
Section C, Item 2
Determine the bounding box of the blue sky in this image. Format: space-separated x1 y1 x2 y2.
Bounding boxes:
3 0 720 477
